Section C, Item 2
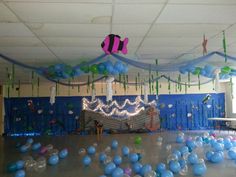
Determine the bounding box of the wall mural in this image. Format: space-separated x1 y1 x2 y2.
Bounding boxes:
4 93 225 136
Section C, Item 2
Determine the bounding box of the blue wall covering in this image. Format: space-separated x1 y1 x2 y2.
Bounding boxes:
4 93 225 136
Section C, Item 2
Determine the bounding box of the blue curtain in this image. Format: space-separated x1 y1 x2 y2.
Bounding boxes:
4 93 225 136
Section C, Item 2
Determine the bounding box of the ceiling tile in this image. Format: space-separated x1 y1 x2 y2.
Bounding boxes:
41 37 103 47
0 37 43 46
157 4 236 24
168 0 236 5
4 0 111 2
0 3 19 22
112 24 150 37
7 2 112 23
28 24 110 37
0 23 35 37
116 0 167 3
113 4 164 24
0 47 58 62
148 24 229 37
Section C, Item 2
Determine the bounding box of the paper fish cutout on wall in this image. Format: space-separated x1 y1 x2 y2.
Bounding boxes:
202 94 211 104
206 104 212 109
101 34 128 55
187 113 192 118
168 104 173 108
27 100 35 112
37 109 43 114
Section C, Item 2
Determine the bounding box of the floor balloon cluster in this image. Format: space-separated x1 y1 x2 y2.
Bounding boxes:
77 131 236 177
7 138 68 177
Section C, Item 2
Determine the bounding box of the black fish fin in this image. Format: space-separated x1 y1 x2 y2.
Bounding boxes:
108 34 115 53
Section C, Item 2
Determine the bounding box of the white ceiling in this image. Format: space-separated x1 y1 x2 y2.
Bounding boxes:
0 0 236 83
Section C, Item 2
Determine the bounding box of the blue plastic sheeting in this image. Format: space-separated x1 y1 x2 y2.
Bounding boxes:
4 93 225 136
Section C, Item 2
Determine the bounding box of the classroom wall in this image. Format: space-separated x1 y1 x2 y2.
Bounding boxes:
3 81 226 97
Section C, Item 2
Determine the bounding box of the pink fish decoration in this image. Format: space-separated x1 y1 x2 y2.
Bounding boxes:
101 34 128 55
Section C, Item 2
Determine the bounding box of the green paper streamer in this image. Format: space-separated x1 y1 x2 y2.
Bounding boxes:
175 81 178 93
138 72 140 88
168 76 171 94
135 76 138 91
151 74 154 93
11 64 15 89
198 74 201 90
68 80 71 96
141 83 143 95
119 74 121 83
223 31 227 62
123 74 126 91
155 59 159 96
37 77 40 97
230 77 233 99
78 85 80 93
188 72 191 88
18 80 20 97
6 67 10 98
87 75 90 91
56 82 58 96
185 82 187 94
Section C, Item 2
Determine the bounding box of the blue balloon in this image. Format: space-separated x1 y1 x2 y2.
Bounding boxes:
32 142 41 151
132 162 142 174
19 145 28 153
161 170 174 177
98 63 106 73
121 146 130 156
87 146 96 155
188 152 199 165
26 138 33 144
224 138 231 144
16 160 25 170
99 153 107 163
140 164 152 176
224 142 233 150
74 67 83 76
82 156 91 166
59 149 68 159
113 155 122 166
114 61 123 72
178 159 187 169
112 167 124 177
205 151 214 161
193 163 207 176
7 163 17 172
200 69 206 76
99 175 107 177
228 149 236 160
111 69 119 75
104 162 116 175
129 153 138 163
179 67 187 74
156 163 166 173
48 155 59 165
180 146 189 155
169 160 181 174
212 142 224 152
15 170 25 177
176 136 184 143
172 149 181 159
111 140 118 149
210 152 224 163
186 140 196 149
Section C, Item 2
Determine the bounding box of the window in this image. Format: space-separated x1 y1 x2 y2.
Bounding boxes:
232 77 236 113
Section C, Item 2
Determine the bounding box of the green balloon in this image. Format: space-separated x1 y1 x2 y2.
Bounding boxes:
90 64 98 74
193 67 201 75
221 66 231 74
103 70 108 76
134 136 142 145
81 66 90 73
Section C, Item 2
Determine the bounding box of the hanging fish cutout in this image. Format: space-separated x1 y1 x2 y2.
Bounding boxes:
27 100 35 112
202 94 211 104
187 113 192 118
101 34 129 55
206 104 212 109
37 109 43 114
49 110 54 114
168 104 173 108
68 110 74 115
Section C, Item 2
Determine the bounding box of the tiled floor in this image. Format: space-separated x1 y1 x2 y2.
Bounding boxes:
0 131 236 177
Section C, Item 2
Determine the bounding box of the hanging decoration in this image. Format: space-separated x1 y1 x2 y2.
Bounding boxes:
223 31 227 62
101 34 129 55
202 34 208 55
49 86 56 105
143 83 148 104
106 76 114 102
